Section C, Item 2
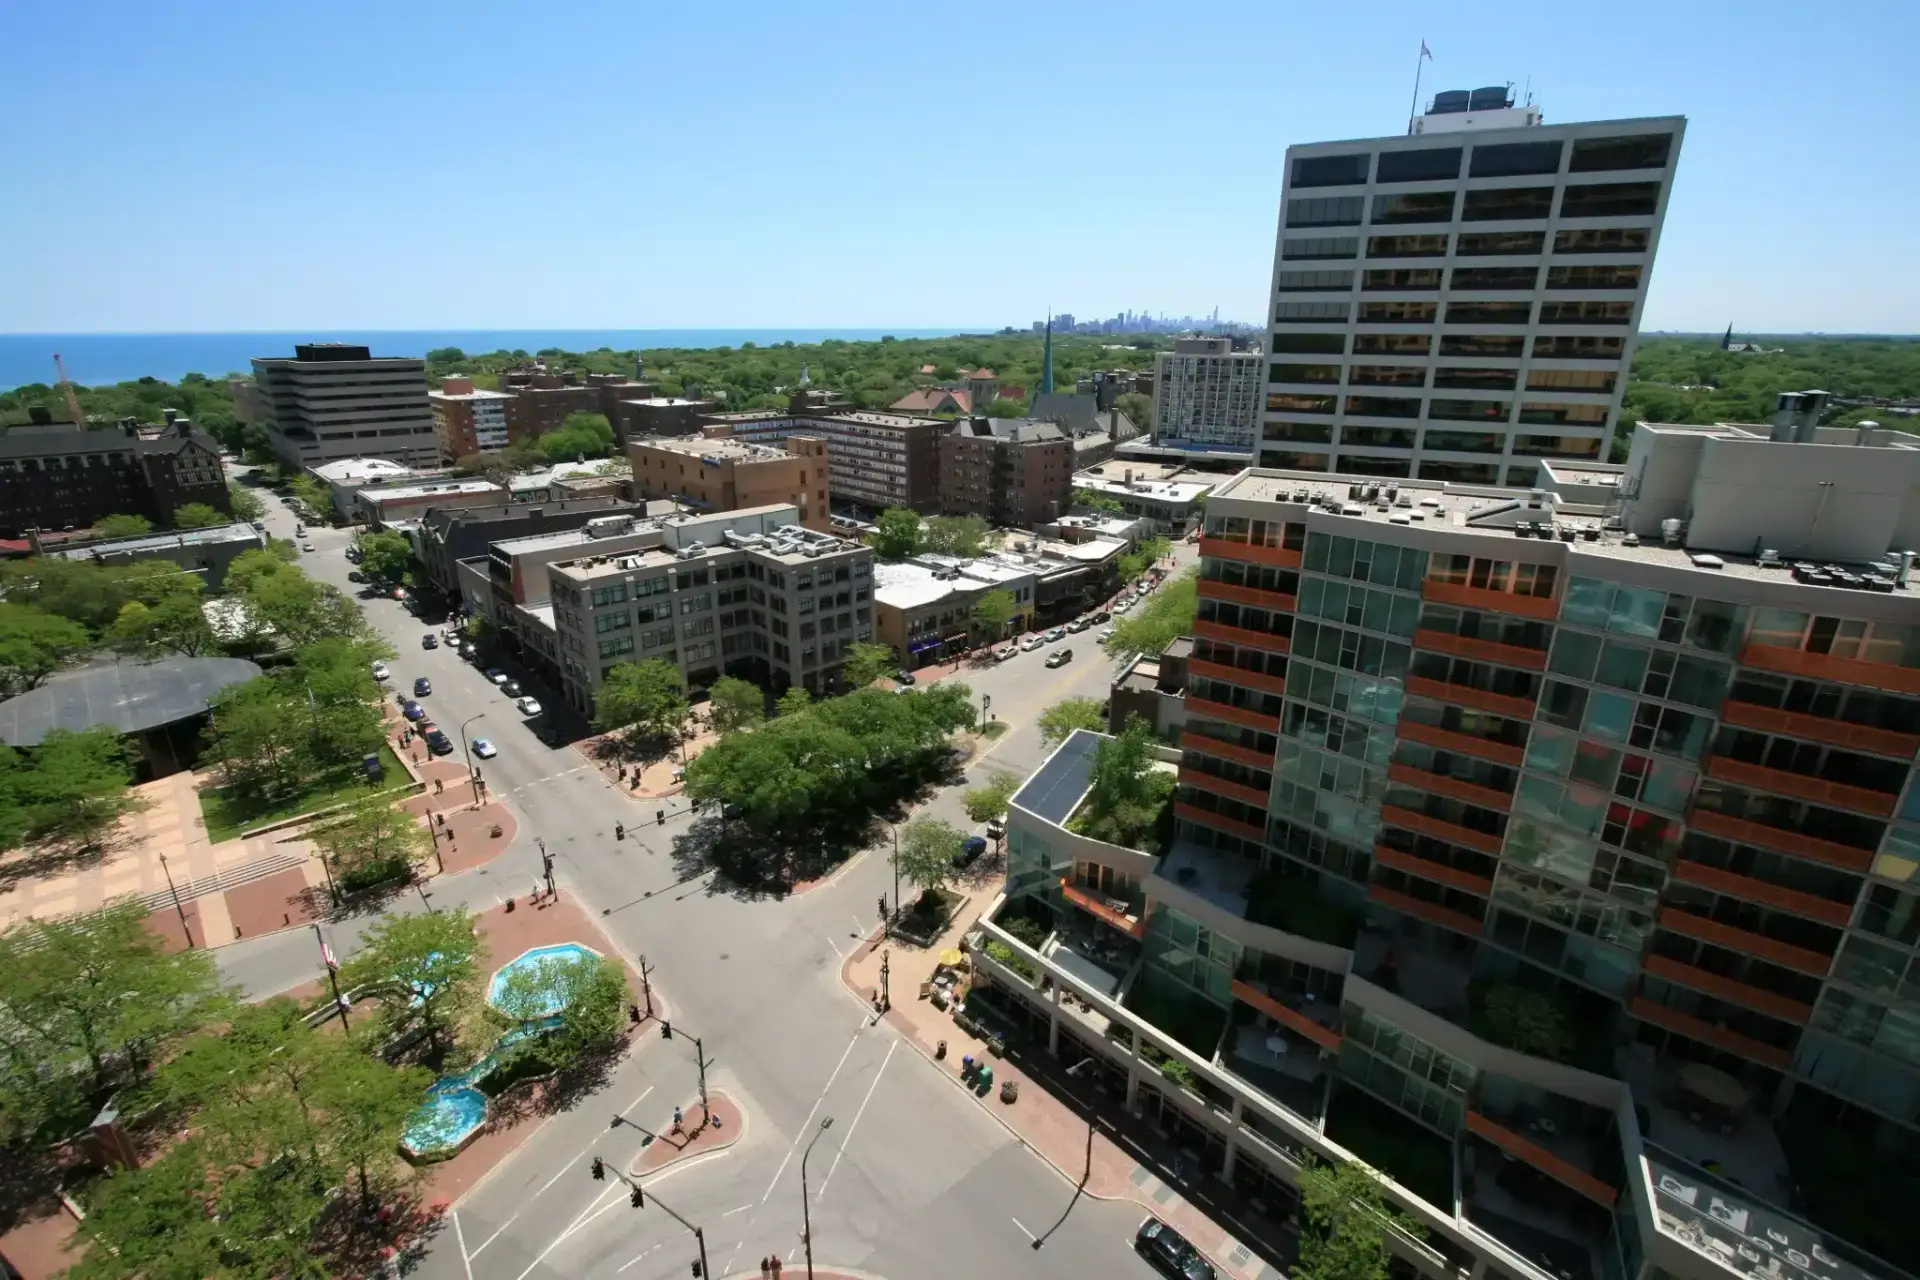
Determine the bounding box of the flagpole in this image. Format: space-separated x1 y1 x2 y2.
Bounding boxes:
1407 41 1428 135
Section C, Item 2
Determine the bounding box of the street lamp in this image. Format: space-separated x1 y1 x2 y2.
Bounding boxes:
537 836 556 901
459 712 486 803
157 852 193 947
980 693 991 732
800 1116 834 1280
887 824 901 940
1032 1059 1098 1250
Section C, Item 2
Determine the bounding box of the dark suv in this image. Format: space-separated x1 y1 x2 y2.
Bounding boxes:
423 728 454 756
1135 1217 1215 1280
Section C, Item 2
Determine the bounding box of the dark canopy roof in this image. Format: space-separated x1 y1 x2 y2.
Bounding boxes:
0 656 261 746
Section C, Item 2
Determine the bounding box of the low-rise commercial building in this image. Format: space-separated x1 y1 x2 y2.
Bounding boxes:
1071 461 1214 534
251 344 437 469
971 408 1920 1280
428 376 515 461
53 521 263 590
708 409 944 513
871 557 1036 668
356 477 505 526
416 497 640 597
939 418 1076 528
628 434 831 531
310 457 417 520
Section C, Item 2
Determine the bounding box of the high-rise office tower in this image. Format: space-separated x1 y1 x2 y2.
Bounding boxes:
1261 88 1683 486
250 343 437 470
1153 336 1265 454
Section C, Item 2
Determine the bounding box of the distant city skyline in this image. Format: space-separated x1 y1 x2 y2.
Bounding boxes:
1 1 1915 334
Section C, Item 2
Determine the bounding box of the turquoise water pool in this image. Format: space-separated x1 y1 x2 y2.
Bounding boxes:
398 942 605 1161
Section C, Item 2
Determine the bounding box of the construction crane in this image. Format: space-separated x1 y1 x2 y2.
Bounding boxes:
53 353 85 428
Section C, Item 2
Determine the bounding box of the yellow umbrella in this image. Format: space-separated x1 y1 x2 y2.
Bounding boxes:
939 949 965 967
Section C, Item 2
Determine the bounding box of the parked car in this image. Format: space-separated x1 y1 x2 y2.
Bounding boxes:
953 835 988 869
301 542 316 552
539 725 566 747
1020 635 1046 652
347 570 365 583
402 700 426 721
1044 627 1067 642
993 645 1017 662
391 587 408 601
894 670 917 687
471 737 497 759
421 633 438 649
345 546 362 563
371 662 390 682
1046 648 1073 668
1135 1217 1215 1280
502 679 523 698
516 696 543 716
294 524 305 536
1092 610 1111 623
423 728 454 755
1066 618 1091 633
1099 627 1115 641
985 819 1005 841
487 669 509 685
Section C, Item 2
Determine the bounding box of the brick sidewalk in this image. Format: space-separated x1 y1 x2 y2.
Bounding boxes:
630 1091 744 1176
842 917 1289 1280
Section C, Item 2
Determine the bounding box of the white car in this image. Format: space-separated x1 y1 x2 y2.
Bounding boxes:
515 696 543 716
1099 627 1115 641
301 542 316 552
471 737 497 759
371 662 390 681
1020 635 1046 652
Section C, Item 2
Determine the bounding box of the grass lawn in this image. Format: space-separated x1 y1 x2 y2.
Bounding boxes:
200 742 411 842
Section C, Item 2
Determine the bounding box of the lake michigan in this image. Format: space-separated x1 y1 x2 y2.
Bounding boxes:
0 327 980 391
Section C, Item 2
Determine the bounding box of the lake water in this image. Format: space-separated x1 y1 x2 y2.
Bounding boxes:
0 327 981 390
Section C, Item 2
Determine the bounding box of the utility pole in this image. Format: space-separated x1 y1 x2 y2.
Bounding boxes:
588 1156 710 1279
889 823 901 940
660 1021 711 1126
801 1117 834 1280
313 924 349 1033
879 949 890 1012
538 837 556 900
638 953 654 1019
157 852 193 947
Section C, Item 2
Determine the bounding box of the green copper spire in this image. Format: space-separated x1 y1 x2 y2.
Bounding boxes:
1039 314 1055 395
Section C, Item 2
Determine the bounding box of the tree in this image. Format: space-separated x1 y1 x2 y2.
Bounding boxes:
1073 715 1175 849
205 642 386 803
1106 568 1197 660
1294 1157 1423 1280
985 398 1027 418
1115 391 1153 434
1037 695 1106 746
0 899 228 1144
924 514 988 558
871 507 924 560
339 907 480 1058
535 411 616 463
963 773 1019 826
355 528 415 584
93 513 154 538
105 593 216 659
310 794 432 890
1 728 146 856
64 1140 232 1280
490 953 629 1070
1118 535 1171 583
171 502 227 529
596 658 689 738
706 675 765 735
841 641 898 690
231 561 370 647
894 817 964 898
286 473 329 516
1073 487 1124 514
776 685 813 717
0 558 200 635
427 346 466 363
226 483 264 522
970 587 1018 639
0 602 91 695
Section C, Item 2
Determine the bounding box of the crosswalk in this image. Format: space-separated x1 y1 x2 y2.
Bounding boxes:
504 765 596 797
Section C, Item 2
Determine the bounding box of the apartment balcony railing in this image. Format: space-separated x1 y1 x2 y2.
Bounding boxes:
1738 642 1920 696
1422 578 1561 620
1373 842 1496 897
1189 659 1287 697
1380 804 1505 857
1178 766 1272 810
1404 675 1538 721
1463 1111 1620 1208
1185 696 1282 732
1666 860 1853 927
1386 762 1513 813
1395 719 1527 768
1193 619 1291 655
1718 698 1920 759
1230 977 1343 1052
1413 628 1549 671
1638 954 1815 1025
1180 730 1273 771
1653 906 1834 978
1367 883 1486 937
1059 877 1146 939
1198 578 1298 613
1704 755 1898 819
1198 537 1304 570
1626 996 1793 1069
1174 801 1267 844
1685 809 1875 873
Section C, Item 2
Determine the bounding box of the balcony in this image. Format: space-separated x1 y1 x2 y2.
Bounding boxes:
1423 578 1561 620
1465 1111 1619 1207
1373 842 1496 896
1396 718 1527 767
1198 578 1299 613
1232 978 1344 1052
1192 618 1291 655
1653 906 1833 977
1223 1017 1334 1124
1178 766 1271 809
1719 698 1920 759
1180 730 1272 771
1413 628 1549 671
1405 674 1538 720
1704 755 1898 818
1367 883 1487 937
1739 642 1920 696
1640 954 1814 1025
1666 859 1852 927
1059 877 1145 939
1387 761 1513 812
1174 801 1266 843
1352 919 1474 1021
1380 804 1506 856
1189 658 1287 697
1685 809 1875 872
1185 697 1281 732
1199 537 1303 570
1625 996 1793 1068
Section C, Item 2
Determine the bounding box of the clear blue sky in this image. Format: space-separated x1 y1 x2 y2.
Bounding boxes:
2 0 1913 334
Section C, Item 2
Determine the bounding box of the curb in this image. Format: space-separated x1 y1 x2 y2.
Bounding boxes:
624 1091 747 1183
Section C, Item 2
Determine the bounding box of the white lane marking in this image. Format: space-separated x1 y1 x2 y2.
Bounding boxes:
525 1084 654 1204
850 914 866 937
468 1212 519 1261
1011 1216 1036 1241
452 1211 477 1278
720 1203 753 1218
616 1243 660 1274
818 1039 896 1199
823 933 846 959
758 1022 865 1205
513 1183 619 1280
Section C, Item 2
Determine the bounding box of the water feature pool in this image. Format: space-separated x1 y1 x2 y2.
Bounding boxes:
486 943 602 1017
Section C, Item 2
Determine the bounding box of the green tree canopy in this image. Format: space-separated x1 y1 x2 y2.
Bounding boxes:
1118 535 1172 583
985 398 1027 418
489 953 630 1071
1294 1157 1424 1280
309 793 432 888
1072 715 1174 849
204 639 387 803
871 507 924 560
1037 695 1106 746
924 514 989 558
93 513 154 538
776 685 813 717
963 773 1019 825
596 658 689 737
0 601 91 695
1073 487 1124 514
970 587 1018 637
536 412 616 463
706 675 766 735
427 346 466 363
225 484 265 522
354 528 415 583
171 502 227 529
286 473 329 516
895 817 964 896
105 592 216 659
1105 567 1196 660
0 558 201 636
841 640 899 690
339 907 481 1058
0 727 146 857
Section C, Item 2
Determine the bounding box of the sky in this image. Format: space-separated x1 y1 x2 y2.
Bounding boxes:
1 0 1915 335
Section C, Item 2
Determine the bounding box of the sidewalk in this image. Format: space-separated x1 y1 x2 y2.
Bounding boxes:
842 915 1292 1280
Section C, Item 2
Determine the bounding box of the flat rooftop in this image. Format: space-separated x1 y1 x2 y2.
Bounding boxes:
1079 459 1191 484
872 561 959 610
312 458 413 483
635 435 791 463
1074 470 1213 503
365 479 502 503
56 523 260 557
428 387 513 402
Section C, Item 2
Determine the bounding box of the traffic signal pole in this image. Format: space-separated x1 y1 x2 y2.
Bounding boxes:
587 1153 709 1278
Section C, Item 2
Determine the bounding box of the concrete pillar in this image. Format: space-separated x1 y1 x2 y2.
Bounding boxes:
1124 1035 1143 1109
1221 1096 1243 1183
1047 979 1061 1055
1470 1256 1488 1280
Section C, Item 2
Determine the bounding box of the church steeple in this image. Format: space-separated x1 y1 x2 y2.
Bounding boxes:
1039 314 1055 395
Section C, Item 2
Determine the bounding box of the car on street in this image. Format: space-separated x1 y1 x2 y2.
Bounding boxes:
502 679 523 698
1044 627 1067 642
488 669 509 685
952 835 988 869
347 570 365 583
402 700 426 721
471 737 497 759
301 542 315 552
371 662 390 681
993 645 1017 662
345 546 362 563
423 728 454 755
413 677 431 697
391 587 408 601
294 524 305 536
515 696 543 716
421 633 438 649
539 725 565 747
1066 618 1091 633
1046 648 1073 668
1135 1217 1215 1280
985 818 1005 841
1099 627 1115 641
894 670 917 686
1092 610 1111 623
1020 635 1046 652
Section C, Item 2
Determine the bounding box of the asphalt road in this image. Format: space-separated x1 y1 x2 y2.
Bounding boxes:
222 474 1189 1280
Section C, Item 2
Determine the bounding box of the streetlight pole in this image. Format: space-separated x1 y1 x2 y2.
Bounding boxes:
537 836 556 901
459 712 486 804
801 1116 834 1280
1032 1059 1098 1250
889 823 901 940
313 923 349 1033
157 852 193 947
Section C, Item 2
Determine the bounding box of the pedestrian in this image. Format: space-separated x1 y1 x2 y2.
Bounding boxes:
434 778 443 794
760 1258 771 1278
672 1105 684 1133
772 1256 782 1276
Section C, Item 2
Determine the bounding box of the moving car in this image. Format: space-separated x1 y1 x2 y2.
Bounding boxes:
894 670 917 687
423 728 454 755
993 645 1017 662
1044 627 1067 642
502 679 523 698
412 677 431 697
421 633 438 649
952 835 988 869
1046 648 1073 668
471 737 497 759
1135 1217 1215 1280
1020 635 1045 652
488 669 509 685
515 696 543 716
1099 627 1115 641
402 700 426 721
371 662 390 681
301 542 315 552
1066 618 1091 633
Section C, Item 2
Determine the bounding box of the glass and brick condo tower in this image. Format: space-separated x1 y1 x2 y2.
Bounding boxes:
973 412 1920 1280
1263 90 1683 485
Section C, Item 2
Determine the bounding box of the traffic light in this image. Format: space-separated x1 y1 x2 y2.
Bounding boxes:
661 1022 673 1040
690 1262 702 1278
590 1156 604 1180
630 1185 644 1208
